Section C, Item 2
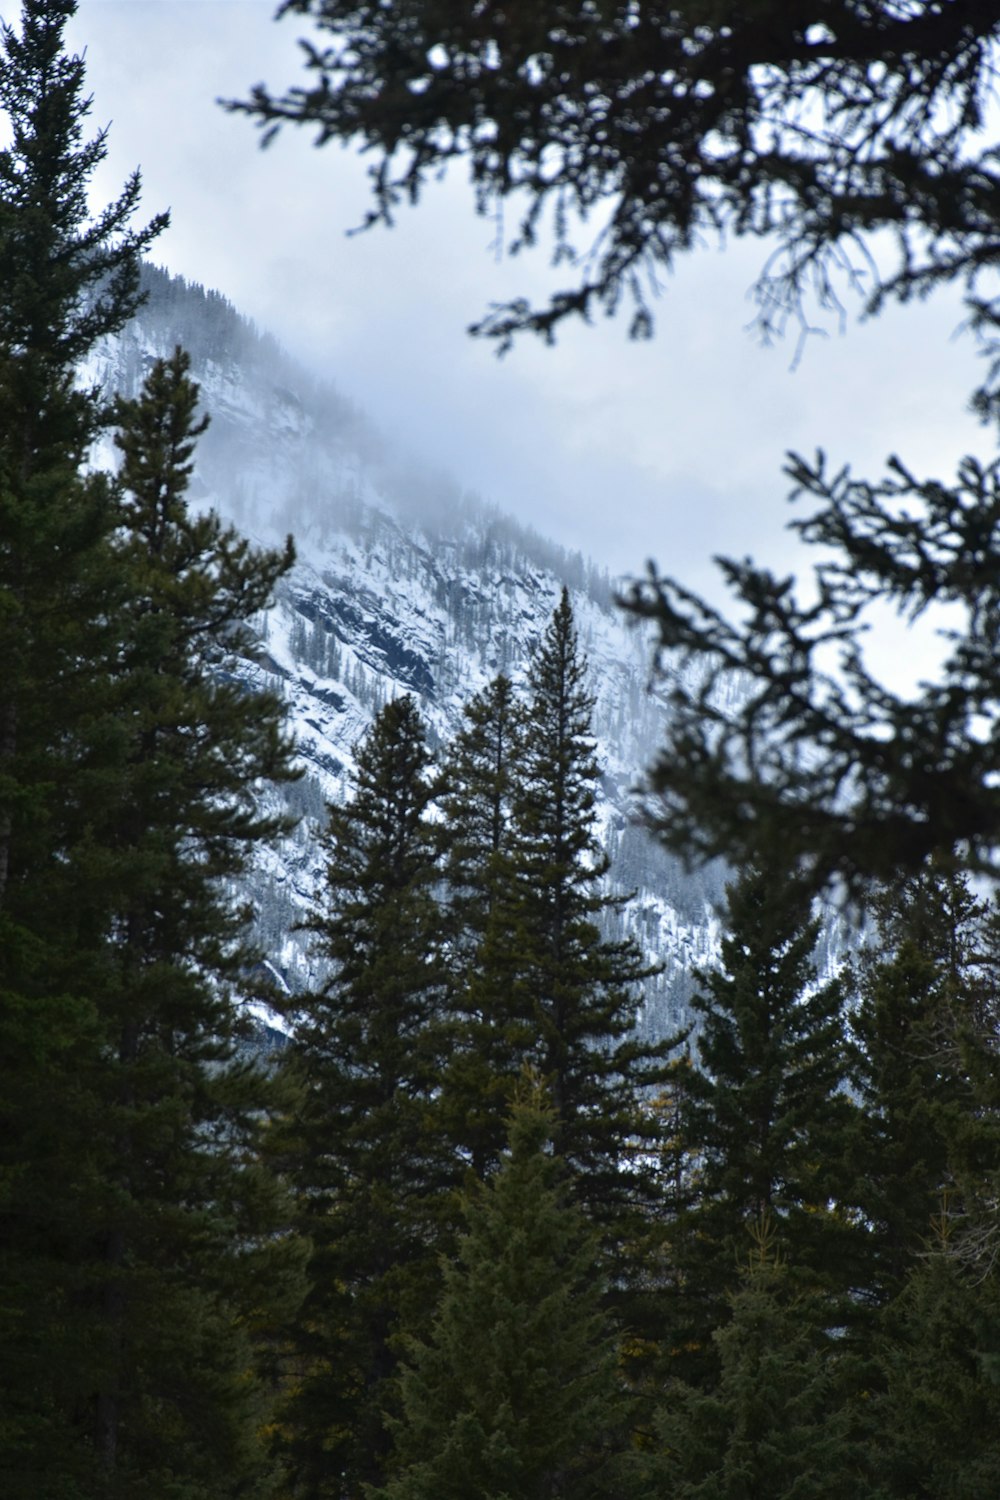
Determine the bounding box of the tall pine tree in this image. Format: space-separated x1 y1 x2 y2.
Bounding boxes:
506 589 666 1227
0 0 164 910
78 347 299 1496
372 1085 641 1500
0 4 167 1490
664 863 861 1386
438 672 528 1177
3 339 301 1496
849 864 1000 1306
274 695 451 1498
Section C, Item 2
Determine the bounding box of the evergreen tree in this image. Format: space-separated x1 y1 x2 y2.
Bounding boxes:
0 4 167 1490
863 1244 1000 1499
240 4 997 361
849 865 1000 1307
665 863 860 1385
507 588 666 1223
2 344 300 1497
372 1085 641 1500
438 672 528 1177
274 696 450 1498
0 0 164 910
442 671 520 950
84 346 299 1495
655 1222 861 1499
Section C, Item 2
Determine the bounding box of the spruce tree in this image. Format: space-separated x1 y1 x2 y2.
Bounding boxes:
442 671 520 951
85 346 299 1494
849 865 1000 1307
275 695 450 1498
863 1245 1000 1499
372 1086 641 1500
0 4 166 1490
0 0 164 909
438 672 528 1176
2 345 300 1497
655 1223 861 1499
507 588 666 1224
665 863 861 1385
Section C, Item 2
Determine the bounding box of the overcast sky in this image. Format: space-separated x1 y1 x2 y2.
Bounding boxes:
66 0 991 600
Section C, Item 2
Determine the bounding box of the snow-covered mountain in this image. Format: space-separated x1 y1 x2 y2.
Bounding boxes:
89 266 830 1039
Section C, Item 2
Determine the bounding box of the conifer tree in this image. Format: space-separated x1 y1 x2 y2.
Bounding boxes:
863 1245 1000 1499
275 695 450 1498
0 4 167 1489
3 345 300 1497
655 1223 861 1499
442 671 520 949
507 589 666 1226
0 0 165 909
83 346 299 1493
372 1085 641 1500
665 863 860 1385
438 672 528 1176
849 865 1000 1307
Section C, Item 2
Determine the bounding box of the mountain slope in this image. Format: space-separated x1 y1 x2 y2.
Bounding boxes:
89 266 745 1035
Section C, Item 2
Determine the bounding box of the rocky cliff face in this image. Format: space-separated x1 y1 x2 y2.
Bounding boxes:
87 265 788 1039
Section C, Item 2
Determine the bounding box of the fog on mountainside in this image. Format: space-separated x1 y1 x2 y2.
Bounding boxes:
90 265 757 1036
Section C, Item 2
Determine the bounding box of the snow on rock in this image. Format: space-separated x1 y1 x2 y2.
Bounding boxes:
87 266 733 1035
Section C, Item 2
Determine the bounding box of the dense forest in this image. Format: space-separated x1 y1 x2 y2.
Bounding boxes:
5 3 1000 1498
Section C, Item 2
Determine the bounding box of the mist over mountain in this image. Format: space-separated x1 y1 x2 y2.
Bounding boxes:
90 265 835 1038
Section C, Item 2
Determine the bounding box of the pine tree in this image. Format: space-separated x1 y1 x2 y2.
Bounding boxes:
2 344 301 1496
0 0 165 910
507 589 666 1223
372 1085 641 1500
665 863 861 1386
433 591 670 1362
82 346 299 1495
864 1244 1000 1499
442 671 520 950
655 1221 861 1499
438 672 528 1176
849 864 1000 1307
274 695 450 1498
0 4 167 1489
241 4 997 364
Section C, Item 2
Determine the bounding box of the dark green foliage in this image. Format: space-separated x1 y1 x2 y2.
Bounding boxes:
0 58 300 1476
236 5 998 366
438 672 528 1177
276 611 674 1491
442 671 520 948
0 0 164 916
0 0 165 904
1 341 301 1498
850 865 1000 1305
240 2 1000 901
438 597 667 1246
665 864 860 1383
863 1250 1000 1500
0 0 165 443
433 592 671 1372
0 5 167 1490
275 695 451 1498
507 589 666 1216
656 1228 861 1500
373 1086 641 1500
627 454 1000 896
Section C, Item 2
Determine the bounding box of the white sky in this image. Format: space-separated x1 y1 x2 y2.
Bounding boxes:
65 0 992 599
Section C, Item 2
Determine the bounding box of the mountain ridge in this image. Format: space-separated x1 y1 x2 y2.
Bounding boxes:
87 264 810 1038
